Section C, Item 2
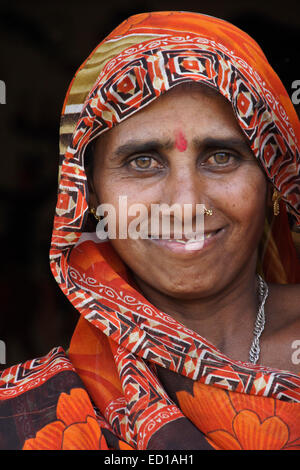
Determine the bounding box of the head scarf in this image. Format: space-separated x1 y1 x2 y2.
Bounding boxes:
26 11 300 450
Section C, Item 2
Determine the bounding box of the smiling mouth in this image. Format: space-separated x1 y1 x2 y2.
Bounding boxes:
146 228 225 252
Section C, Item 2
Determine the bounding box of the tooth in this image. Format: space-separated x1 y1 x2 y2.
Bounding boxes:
165 233 215 244
185 241 204 251
186 237 204 243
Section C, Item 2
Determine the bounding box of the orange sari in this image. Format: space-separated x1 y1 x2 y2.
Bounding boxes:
1 11 299 451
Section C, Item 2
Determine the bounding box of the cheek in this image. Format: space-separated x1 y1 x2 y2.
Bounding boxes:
219 169 267 234
95 176 155 240
95 166 154 202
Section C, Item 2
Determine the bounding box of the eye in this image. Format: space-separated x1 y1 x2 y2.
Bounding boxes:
129 155 163 170
202 152 240 168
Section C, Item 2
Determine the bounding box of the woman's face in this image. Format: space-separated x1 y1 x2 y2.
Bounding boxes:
89 85 268 299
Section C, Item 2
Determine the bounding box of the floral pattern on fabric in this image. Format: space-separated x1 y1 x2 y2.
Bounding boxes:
177 382 300 450
23 388 109 450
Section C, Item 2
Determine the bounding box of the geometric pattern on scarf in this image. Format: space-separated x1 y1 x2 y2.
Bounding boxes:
0 347 74 399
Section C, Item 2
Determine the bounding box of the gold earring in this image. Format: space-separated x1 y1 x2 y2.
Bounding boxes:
89 207 101 221
272 189 281 216
204 207 213 216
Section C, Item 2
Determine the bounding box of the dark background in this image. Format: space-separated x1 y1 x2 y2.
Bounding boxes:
1 0 299 367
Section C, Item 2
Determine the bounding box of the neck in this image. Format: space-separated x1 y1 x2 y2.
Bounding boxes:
133 264 259 361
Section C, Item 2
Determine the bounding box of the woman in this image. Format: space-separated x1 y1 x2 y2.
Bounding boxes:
0 11 299 450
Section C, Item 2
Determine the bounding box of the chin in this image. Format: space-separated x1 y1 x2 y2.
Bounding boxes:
156 279 217 299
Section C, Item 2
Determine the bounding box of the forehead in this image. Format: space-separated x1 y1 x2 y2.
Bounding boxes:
95 83 246 152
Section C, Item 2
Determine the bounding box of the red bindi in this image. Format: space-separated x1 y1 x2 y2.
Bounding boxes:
175 131 187 152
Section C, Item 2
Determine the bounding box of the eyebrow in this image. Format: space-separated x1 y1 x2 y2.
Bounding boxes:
113 139 173 158
111 136 252 159
192 137 252 154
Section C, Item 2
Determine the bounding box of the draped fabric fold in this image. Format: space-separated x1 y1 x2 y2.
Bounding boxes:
0 11 299 450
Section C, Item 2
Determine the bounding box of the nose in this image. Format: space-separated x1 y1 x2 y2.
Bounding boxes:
161 162 204 209
157 160 211 236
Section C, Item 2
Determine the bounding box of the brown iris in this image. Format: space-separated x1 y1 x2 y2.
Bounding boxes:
211 152 231 164
131 156 153 169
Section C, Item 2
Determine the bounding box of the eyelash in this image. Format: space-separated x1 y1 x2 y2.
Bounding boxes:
201 152 241 167
127 155 163 170
126 152 241 171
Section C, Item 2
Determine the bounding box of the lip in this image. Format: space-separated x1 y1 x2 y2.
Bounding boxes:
146 227 226 254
